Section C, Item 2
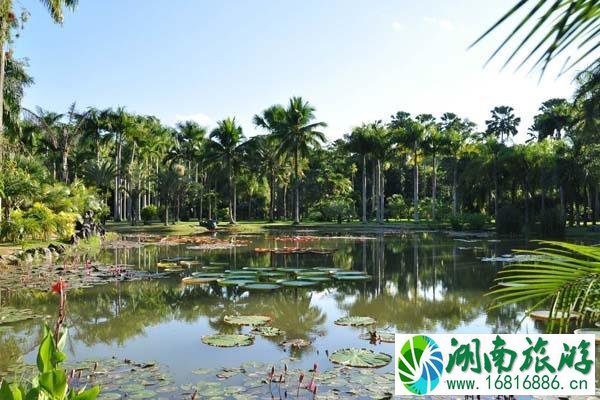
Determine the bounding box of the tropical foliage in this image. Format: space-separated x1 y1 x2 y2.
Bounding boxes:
489 241 600 333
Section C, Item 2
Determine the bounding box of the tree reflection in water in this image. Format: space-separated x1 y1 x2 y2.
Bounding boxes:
0 232 529 379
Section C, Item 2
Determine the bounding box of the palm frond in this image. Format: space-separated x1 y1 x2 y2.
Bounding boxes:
488 241 600 332
472 0 600 76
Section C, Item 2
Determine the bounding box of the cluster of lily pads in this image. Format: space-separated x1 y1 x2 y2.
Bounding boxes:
201 313 393 372
180 265 372 291
190 359 395 399
0 262 173 292
0 306 46 326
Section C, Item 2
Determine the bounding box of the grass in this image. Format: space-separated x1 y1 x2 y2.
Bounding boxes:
105 221 209 236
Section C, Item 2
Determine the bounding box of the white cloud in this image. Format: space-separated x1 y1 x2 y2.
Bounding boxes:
392 20 404 31
173 112 213 127
423 16 454 31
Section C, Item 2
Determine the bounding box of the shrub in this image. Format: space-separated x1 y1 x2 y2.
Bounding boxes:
463 213 487 230
24 203 56 240
54 211 78 241
386 194 408 220
313 197 355 222
450 214 464 230
141 205 158 224
539 207 565 237
496 206 523 235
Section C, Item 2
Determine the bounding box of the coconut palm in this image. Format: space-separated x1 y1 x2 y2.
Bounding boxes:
423 122 445 221
485 106 521 144
391 113 425 222
270 97 327 224
345 124 375 223
0 0 79 149
207 117 245 224
24 103 88 183
83 159 115 206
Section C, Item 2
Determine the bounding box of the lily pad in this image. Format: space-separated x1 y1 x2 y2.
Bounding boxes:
279 338 311 348
0 307 43 325
334 316 377 326
302 276 331 283
529 310 579 321
182 276 218 285
191 272 224 278
294 271 328 277
251 326 285 337
275 268 304 273
359 331 395 343
334 274 372 281
224 315 271 326
217 279 256 287
241 283 281 291
201 334 254 347
280 280 316 287
329 348 392 368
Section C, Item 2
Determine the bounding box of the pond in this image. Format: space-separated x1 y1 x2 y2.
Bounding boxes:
0 231 581 398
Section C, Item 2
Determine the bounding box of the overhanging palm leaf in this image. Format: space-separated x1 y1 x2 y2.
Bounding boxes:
472 0 600 76
488 241 600 332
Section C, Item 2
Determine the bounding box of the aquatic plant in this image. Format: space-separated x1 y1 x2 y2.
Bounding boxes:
0 279 100 399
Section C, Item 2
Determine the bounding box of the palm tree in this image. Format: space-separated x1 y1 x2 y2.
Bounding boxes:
271 97 327 224
391 113 425 222
207 118 245 224
243 134 282 222
485 106 521 144
345 124 374 223
24 103 88 183
83 159 115 207
440 113 475 217
423 121 445 221
0 0 79 151
472 0 600 76
529 98 574 141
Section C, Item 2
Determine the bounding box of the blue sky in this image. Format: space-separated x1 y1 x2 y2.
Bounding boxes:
15 0 575 142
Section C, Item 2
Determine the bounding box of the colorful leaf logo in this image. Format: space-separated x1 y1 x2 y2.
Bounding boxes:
397 335 444 395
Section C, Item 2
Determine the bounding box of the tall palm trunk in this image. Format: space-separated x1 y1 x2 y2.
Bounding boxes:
413 144 419 222
361 154 367 223
452 158 458 216
375 160 382 224
269 170 276 222
293 146 300 224
228 161 235 224
61 149 69 183
114 135 123 221
431 153 437 221
379 162 385 223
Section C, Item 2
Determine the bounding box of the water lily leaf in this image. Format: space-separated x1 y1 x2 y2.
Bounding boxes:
217 279 256 287
280 280 316 287
279 338 311 348
329 348 391 368
294 271 328 277
334 274 372 281
182 277 218 285
358 331 395 343
299 276 331 283
241 283 281 291
201 334 254 347
0 307 42 325
251 326 285 337
334 271 366 275
191 272 224 278
529 310 578 321
275 268 304 273
334 316 376 326
224 315 271 326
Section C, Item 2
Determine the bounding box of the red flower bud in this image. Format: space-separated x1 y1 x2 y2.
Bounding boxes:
299 372 305 383
51 279 67 294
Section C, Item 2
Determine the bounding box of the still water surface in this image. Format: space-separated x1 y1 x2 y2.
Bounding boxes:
0 231 556 393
